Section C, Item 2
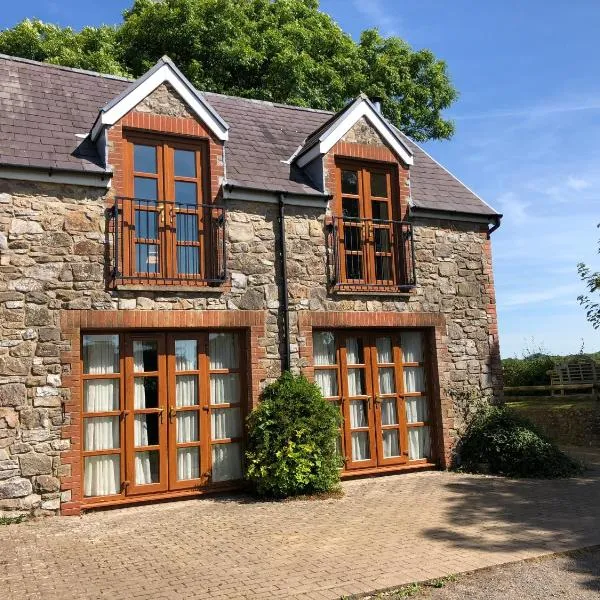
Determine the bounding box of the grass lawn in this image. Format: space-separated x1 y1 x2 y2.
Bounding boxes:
506 395 597 411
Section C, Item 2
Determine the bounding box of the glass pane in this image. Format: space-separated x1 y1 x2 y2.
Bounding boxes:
406 397 429 423
313 331 336 365
84 379 119 412
346 337 364 364
134 177 157 201
175 181 197 206
84 416 119 451
176 213 199 242
134 377 159 409
84 455 120 497
211 407 242 440
383 430 400 458
378 368 395 394
344 224 362 250
136 244 160 274
83 335 119 374
381 398 398 425
315 370 338 398
375 256 393 281
342 197 360 218
408 426 431 460
351 431 370 461
174 149 196 177
345 254 363 280
133 341 158 372
177 447 200 481
212 442 242 482
370 172 387 197
376 337 393 363
341 170 358 195
209 333 239 369
176 375 198 407
134 144 157 174
374 228 391 252
404 367 425 393
210 374 240 405
135 210 158 240
347 369 365 396
177 246 200 275
402 332 424 362
177 411 199 443
175 340 197 371
372 200 389 220
134 413 159 447
135 450 160 484
349 399 368 428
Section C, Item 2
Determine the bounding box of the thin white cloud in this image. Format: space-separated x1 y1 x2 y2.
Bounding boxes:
501 284 581 308
566 176 591 191
351 0 401 36
496 192 530 225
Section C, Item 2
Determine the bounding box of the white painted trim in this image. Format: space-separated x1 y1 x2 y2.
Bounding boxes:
223 185 329 208
296 99 413 168
0 166 111 188
90 63 229 142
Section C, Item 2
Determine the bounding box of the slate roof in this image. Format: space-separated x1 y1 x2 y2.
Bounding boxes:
0 54 498 217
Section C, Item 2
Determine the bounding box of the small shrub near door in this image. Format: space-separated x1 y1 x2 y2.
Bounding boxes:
459 406 583 478
245 372 342 498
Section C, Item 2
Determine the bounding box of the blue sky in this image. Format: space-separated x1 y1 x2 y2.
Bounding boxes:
2 1 600 357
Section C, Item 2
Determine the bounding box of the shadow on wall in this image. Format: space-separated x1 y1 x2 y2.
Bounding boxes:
423 450 600 594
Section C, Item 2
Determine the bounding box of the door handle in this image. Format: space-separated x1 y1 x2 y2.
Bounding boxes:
374 396 383 405
168 407 177 421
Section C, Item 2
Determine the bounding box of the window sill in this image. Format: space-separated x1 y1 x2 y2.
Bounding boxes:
330 285 416 297
114 282 229 294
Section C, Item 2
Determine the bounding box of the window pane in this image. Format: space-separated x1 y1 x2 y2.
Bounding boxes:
174 149 196 177
347 369 365 396
315 370 338 397
209 333 239 369
346 337 364 364
350 399 368 428
176 375 198 406
212 442 242 482
133 341 158 372
406 397 429 423
175 181 198 206
378 368 395 394
136 244 160 274
177 411 199 443
84 416 119 451
408 426 430 460
381 398 398 425
176 213 198 242
134 377 159 409
345 254 363 280
401 332 424 362
344 224 362 251
211 407 242 440
210 374 240 405
84 379 119 412
135 210 158 240
134 144 157 174
177 447 200 481
375 337 393 363
372 200 389 220
351 431 370 461
134 177 157 201
134 413 160 446
383 430 400 458
375 256 392 281
374 228 391 252
135 450 160 484
177 246 200 275
83 335 119 375
313 331 336 365
370 172 387 197
404 367 425 393
175 341 197 371
342 197 360 218
341 170 358 195
84 455 120 497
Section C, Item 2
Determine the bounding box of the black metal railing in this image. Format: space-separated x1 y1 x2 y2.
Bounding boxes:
109 196 226 286
328 216 416 291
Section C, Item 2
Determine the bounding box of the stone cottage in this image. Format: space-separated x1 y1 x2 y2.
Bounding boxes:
0 54 502 516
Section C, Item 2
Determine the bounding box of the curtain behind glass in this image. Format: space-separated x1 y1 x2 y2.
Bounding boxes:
209 333 238 369
212 443 242 482
133 348 152 484
402 332 423 362
351 432 370 461
376 337 393 363
408 427 430 460
83 335 119 374
210 374 240 404
84 456 120 497
382 430 400 458
313 332 336 365
315 370 338 397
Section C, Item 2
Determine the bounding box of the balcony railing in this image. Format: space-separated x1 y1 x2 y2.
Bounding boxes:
328 216 416 292
109 196 226 287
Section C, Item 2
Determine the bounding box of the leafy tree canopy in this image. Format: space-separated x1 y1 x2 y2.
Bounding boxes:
0 0 458 141
578 223 600 329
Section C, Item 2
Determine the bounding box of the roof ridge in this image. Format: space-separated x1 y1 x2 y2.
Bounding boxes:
0 53 133 82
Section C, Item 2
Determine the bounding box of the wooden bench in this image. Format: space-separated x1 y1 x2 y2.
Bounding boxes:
547 359 600 399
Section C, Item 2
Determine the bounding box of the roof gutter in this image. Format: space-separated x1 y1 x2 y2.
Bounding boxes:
409 206 502 229
0 163 111 188
223 182 331 207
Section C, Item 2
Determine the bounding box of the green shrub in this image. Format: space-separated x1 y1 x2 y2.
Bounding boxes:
502 354 555 387
245 372 342 498
459 406 583 478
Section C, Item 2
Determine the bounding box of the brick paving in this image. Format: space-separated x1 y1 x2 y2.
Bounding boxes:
2 461 600 600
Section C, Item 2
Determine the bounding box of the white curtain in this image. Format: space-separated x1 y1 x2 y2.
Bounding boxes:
176 375 198 444
177 448 199 481
83 335 119 375
84 456 120 497
351 432 370 461
84 379 119 412
85 417 119 451
212 442 242 482
313 331 336 365
210 374 240 405
378 368 395 395
402 332 423 363
376 337 393 363
346 338 361 364
209 333 238 369
211 408 241 440
350 400 368 428
409 427 430 460
381 398 398 426
175 340 197 371
382 430 400 458
404 367 425 393
347 369 364 396
315 370 338 397
133 347 153 485
406 397 428 423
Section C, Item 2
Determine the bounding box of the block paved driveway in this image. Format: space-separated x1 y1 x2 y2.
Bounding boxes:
2 457 600 600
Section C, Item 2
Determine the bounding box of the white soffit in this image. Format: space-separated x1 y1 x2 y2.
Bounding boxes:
296 98 413 168
90 59 229 142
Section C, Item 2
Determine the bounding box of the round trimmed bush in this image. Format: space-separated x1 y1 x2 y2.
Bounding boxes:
459 406 583 478
245 372 342 498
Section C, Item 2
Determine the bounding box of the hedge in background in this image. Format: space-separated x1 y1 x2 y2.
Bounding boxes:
459 406 583 478
245 372 342 498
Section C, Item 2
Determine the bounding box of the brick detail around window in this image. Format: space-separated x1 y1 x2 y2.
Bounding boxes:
58 310 266 516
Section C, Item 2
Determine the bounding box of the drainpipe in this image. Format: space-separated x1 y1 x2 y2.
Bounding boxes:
487 215 502 238
278 193 291 372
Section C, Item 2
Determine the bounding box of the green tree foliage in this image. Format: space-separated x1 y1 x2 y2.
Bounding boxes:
0 1 458 141
578 224 600 329
502 354 556 388
245 372 342 497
